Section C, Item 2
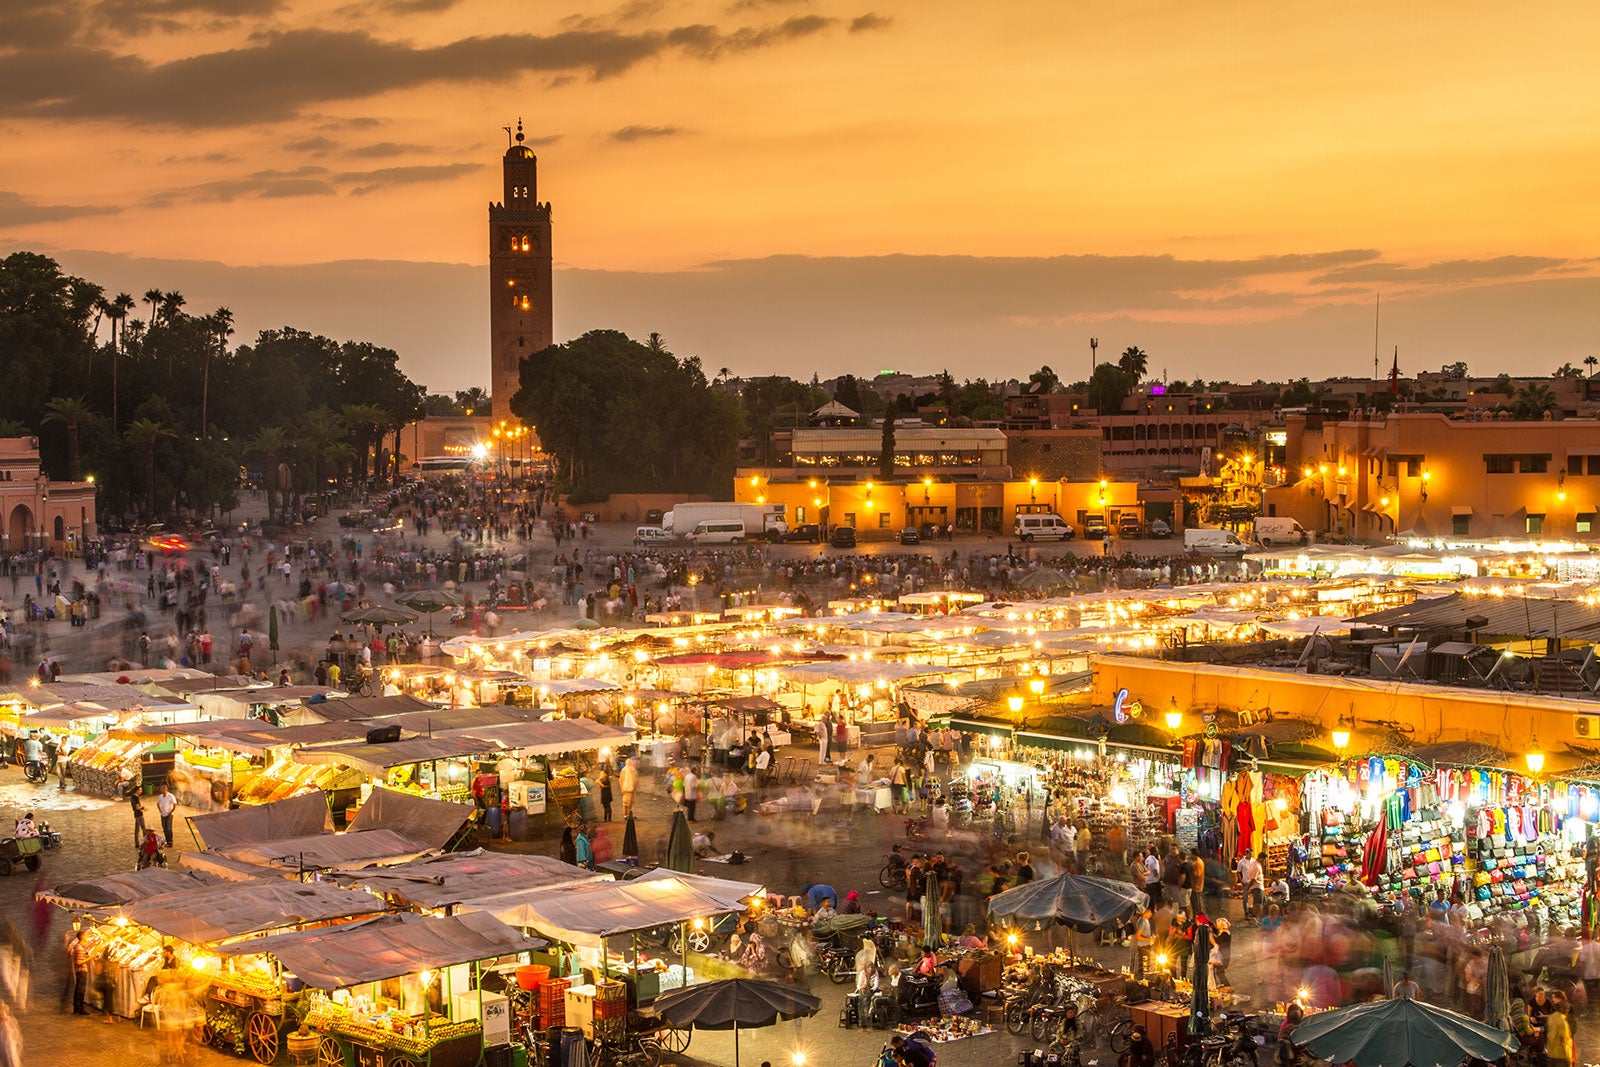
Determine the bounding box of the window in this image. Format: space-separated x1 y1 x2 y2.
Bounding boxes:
1590 456 1600 476
1571 457 1587 477
879 512 892 529
842 512 856 528
795 506 806 523
1523 454 1550 473
1527 513 1545 535
1453 514 1471 536
1485 455 1516 474
1579 513 1594 535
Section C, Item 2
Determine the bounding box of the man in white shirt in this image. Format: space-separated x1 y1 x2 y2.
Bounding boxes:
1144 851 1163 907
682 768 700 822
620 758 638 816
155 783 178 847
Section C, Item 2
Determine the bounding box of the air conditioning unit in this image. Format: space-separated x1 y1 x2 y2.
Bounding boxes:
1574 715 1600 740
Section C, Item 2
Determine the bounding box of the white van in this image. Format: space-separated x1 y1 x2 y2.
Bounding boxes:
633 525 674 545
690 520 746 545
1013 513 1075 542
1183 528 1249 556
1253 517 1309 547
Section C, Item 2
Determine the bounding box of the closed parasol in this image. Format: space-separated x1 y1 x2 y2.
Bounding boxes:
647 977 820 1067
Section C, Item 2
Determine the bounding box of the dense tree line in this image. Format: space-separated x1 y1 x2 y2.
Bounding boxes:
511 330 740 499
0 251 425 524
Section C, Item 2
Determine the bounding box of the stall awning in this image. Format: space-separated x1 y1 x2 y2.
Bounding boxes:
215 911 544 989
775 662 941 685
194 828 435 877
378 706 545 734
628 868 765 911
536 679 623 696
293 735 495 775
188 789 334 851
122 880 385 942
948 715 1015 739
454 719 637 756
346 787 475 851
329 850 604 909
292 694 438 723
457 875 743 947
40 868 226 910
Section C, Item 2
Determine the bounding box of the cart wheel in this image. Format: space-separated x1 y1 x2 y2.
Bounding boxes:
24 855 39 872
316 1036 345 1067
0 858 12 877
660 1028 692 1053
686 929 711 953
247 1011 280 1064
199 1023 217 1046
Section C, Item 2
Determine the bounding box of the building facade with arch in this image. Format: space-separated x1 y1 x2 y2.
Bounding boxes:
0 437 96 554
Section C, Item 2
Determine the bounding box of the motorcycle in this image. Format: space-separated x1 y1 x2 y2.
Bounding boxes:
817 939 857 984
22 760 48 784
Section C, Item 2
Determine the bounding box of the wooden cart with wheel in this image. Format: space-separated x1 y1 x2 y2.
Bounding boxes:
0 835 43 876
304 1011 486 1067
197 972 303 1064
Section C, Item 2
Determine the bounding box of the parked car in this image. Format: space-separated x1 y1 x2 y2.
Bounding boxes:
1149 518 1173 539
1116 516 1142 539
781 524 822 543
1084 515 1108 540
644 508 665 526
829 526 857 549
899 527 921 545
634 525 674 545
1013 513 1075 542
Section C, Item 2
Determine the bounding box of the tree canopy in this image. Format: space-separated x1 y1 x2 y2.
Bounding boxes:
0 250 427 522
511 330 739 498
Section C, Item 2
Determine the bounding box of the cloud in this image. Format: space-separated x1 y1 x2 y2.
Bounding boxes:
0 191 121 227
849 13 892 32
1310 255 1567 286
93 0 284 35
726 0 808 12
610 124 683 142
377 0 461 12
161 151 239 164
0 18 862 127
0 0 84 48
285 136 340 155
149 161 482 204
345 141 432 159
668 15 834 59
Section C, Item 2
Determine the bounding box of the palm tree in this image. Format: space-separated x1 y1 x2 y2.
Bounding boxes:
1585 355 1598 379
42 397 93 481
143 288 163 330
124 418 175 519
203 307 233 432
1119 346 1149 380
452 387 490 415
1512 382 1558 420
339 404 388 483
0 418 28 437
324 442 357 486
300 408 344 488
108 292 136 430
159 290 185 326
247 426 292 521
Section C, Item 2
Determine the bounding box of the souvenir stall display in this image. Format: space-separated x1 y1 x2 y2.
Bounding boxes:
71 919 166 1018
233 757 365 811
1299 755 1590 934
1011 744 1178 862
172 744 260 809
68 733 159 796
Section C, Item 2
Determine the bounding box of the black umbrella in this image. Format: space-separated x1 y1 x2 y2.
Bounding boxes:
664 810 693 874
985 871 1148 933
622 813 639 860
1291 996 1517 1067
648 978 820 1067
342 605 419 626
394 589 462 635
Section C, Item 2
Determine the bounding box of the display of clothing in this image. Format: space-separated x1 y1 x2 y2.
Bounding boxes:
1220 811 1239 866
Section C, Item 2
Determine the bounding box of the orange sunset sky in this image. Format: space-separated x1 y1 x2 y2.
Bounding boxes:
2 0 1596 390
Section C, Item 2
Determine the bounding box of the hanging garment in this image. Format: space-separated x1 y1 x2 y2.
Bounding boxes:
1220 811 1239 866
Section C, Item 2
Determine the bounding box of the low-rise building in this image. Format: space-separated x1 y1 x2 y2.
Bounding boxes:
0 436 96 553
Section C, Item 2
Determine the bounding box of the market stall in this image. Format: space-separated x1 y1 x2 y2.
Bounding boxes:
215 911 544 1067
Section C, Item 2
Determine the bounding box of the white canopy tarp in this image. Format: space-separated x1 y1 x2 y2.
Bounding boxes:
329 849 604 909
457 874 742 947
628 868 765 910
121 879 384 943
215 911 544 989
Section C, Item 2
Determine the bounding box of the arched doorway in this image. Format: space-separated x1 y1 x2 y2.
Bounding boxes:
53 515 65 543
8 505 32 550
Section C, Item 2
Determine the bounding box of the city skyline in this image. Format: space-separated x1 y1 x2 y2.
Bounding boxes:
3 0 1597 391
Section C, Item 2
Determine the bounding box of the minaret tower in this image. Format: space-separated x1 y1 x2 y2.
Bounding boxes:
488 119 553 421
